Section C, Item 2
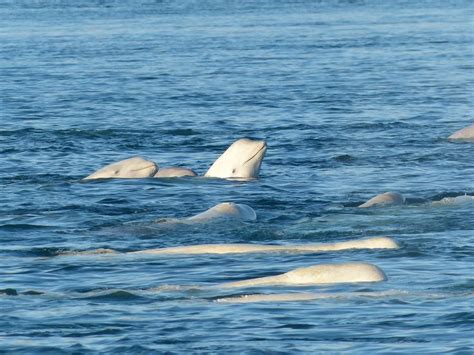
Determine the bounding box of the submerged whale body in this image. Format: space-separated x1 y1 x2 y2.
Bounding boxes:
448 124 474 140
83 157 158 180
186 202 256 222
130 236 398 255
153 167 197 178
359 192 405 208
204 138 267 179
216 290 411 303
219 262 387 288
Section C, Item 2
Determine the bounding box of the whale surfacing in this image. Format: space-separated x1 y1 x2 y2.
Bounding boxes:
448 124 474 140
187 202 256 222
220 262 387 288
83 157 158 180
432 195 474 206
129 237 398 255
204 138 267 179
154 167 197 178
359 192 405 208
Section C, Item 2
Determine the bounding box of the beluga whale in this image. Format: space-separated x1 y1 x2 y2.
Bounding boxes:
129 236 398 255
204 138 267 179
153 167 197 178
448 124 474 140
60 236 398 256
83 157 158 180
219 262 387 289
358 192 405 208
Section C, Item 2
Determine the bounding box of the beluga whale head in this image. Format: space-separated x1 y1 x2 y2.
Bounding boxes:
204 138 267 179
83 157 158 180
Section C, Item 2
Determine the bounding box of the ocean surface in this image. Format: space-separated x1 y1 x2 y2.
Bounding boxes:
1 0 473 353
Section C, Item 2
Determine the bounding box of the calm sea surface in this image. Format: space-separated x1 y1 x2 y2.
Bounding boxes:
1 0 473 353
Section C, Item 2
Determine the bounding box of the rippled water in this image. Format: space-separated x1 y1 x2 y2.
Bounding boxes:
1 1 473 353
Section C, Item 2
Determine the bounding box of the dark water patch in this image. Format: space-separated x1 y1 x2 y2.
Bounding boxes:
443 280 474 291
0 288 18 296
438 312 474 326
79 290 147 302
332 154 357 163
162 128 198 136
276 323 315 330
63 327 124 337
23 247 72 257
0 223 55 232
96 197 131 205
22 290 45 296
45 265 85 273
0 346 75 355
0 174 73 185
0 288 45 296
107 345 157 354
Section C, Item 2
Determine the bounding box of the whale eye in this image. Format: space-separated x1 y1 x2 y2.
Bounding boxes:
232 169 236 174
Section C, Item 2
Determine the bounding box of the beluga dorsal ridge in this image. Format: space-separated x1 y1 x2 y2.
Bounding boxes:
186 202 256 222
358 192 405 208
219 263 387 288
129 236 398 255
83 157 158 180
153 167 197 178
448 124 474 140
204 138 267 179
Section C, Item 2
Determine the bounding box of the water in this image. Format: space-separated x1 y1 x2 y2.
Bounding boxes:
1 0 473 353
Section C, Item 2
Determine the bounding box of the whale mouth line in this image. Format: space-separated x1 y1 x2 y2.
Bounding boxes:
243 144 267 166
131 164 156 172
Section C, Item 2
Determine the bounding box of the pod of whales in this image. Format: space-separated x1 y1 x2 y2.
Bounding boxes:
129 236 398 255
83 138 266 180
83 157 158 180
219 262 387 288
448 124 474 140
358 192 405 208
77 129 468 298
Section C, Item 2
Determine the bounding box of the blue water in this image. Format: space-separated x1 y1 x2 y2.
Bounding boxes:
1 0 473 353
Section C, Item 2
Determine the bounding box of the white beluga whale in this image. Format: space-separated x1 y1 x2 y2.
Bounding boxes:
219 262 387 289
129 236 398 255
448 124 474 140
204 138 267 179
83 157 158 180
358 192 405 208
186 202 256 222
153 167 197 178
